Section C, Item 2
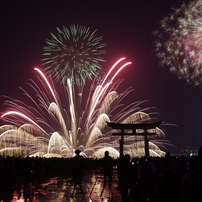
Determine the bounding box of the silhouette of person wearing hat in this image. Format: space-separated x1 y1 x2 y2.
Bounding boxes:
72 149 84 188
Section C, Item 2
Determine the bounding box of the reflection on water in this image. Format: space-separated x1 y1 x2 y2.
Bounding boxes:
5 170 122 202
10 177 59 202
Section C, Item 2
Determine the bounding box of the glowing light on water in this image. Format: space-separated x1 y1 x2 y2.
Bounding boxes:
0 58 167 158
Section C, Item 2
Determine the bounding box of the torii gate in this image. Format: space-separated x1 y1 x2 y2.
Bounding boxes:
106 121 162 158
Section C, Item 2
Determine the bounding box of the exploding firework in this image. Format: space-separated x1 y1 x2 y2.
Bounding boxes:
42 25 106 83
0 58 167 158
154 0 202 86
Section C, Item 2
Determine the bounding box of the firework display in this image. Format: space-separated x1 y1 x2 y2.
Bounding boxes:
0 58 167 158
42 25 106 83
0 24 170 158
154 0 202 85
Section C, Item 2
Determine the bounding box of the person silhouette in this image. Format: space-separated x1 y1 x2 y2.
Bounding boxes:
181 146 202 202
141 159 155 202
118 154 135 202
100 151 113 196
156 168 180 202
133 158 142 187
72 149 84 188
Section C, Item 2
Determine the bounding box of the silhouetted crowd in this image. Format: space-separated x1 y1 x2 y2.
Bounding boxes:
0 146 201 202
114 147 202 202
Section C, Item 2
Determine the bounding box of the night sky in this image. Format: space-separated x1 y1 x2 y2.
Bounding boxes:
0 0 201 154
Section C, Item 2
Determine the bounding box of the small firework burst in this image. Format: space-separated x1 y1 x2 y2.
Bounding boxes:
42 25 106 83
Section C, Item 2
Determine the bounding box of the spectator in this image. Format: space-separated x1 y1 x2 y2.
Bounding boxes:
71 149 84 188
102 151 113 188
162 151 177 173
118 154 135 202
149 157 156 176
133 158 142 187
156 168 180 202
141 158 155 202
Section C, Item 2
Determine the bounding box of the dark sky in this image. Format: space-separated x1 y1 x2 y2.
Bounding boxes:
0 0 201 153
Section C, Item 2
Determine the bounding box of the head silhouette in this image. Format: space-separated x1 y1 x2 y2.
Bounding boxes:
105 150 109 157
124 154 131 163
75 149 81 155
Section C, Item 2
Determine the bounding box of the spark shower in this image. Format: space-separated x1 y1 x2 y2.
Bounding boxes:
0 25 167 158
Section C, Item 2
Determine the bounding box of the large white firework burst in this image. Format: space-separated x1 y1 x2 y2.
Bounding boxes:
0 58 167 158
154 0 202 86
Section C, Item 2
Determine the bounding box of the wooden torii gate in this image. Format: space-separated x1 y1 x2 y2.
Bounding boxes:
106 121 162 158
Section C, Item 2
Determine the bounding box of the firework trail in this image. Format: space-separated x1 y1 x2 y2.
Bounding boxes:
154 0 202 86
0 58 167 158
